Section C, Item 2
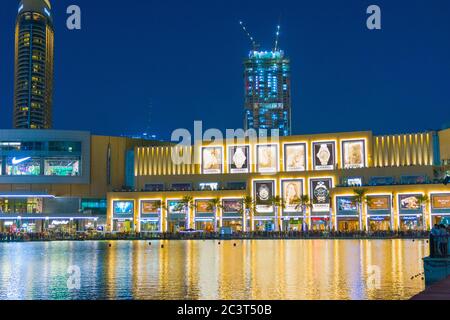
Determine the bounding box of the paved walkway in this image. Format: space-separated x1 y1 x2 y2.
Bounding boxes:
411 276 450 300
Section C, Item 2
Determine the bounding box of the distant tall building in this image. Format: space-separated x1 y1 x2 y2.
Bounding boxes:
14 0 54 129
244 50 291 136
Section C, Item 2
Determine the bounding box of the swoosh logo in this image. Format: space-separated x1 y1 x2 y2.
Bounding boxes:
11 157 31 165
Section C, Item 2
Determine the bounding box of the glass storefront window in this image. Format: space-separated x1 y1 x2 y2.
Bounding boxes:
47 220 76 234
311 218 329 231
0 198 42 214
195 221 215 232
44 158 80 176
6 157 41 176
144 184 164 192
226 182 246 190
113 219 133 233
48 141 81 152
1 221 17 233
199 183 218 191
222 219 242 232
254 220 274 232
82 221 97 232
282 218 304 231
81 199 107 214
171 184 192 191
141 221 159 232
168 220 186 233
0 141 43 152
1 219 97 234
337 219 360 232
432 216 450 226
368 218 391 231
399 216 423 231
0 141 81 152
19 221 39 233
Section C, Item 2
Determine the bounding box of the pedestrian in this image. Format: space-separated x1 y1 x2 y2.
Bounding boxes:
439 224 448 256
430 224 440 257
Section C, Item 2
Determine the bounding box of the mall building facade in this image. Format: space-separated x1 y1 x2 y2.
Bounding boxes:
107 128 450 233
0 129 162 233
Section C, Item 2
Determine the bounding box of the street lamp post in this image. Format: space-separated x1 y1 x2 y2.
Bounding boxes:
184 205 190 230
243 208 249 233
421 204 426 231
359 203 363 232
213 206 217 233
274 205 279 232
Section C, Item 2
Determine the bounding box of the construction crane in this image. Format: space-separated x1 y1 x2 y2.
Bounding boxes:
239 21 259 51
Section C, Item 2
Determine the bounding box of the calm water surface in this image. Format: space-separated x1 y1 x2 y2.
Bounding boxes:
0 239 428 300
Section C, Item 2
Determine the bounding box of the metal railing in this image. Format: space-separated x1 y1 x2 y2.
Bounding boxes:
0 230 431 242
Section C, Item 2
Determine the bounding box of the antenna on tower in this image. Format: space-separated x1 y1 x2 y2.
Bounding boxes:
145 99 152 134
239 20 259 51
273 25 281 52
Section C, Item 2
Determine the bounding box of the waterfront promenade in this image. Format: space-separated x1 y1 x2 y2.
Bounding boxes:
0 230 429 242
411 276 450 300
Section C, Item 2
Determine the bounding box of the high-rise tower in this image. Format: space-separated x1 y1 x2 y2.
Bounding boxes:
244 50 291 136
14 0 54 129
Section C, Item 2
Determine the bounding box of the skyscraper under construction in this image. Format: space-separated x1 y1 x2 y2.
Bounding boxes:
243 49 291 137
14 0 54 129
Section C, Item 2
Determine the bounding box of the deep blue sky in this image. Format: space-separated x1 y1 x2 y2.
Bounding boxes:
1 0 449 140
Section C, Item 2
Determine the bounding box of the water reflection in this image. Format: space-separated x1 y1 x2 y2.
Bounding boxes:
0 239 428 300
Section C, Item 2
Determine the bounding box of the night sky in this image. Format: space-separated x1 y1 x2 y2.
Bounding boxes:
0 0 449 140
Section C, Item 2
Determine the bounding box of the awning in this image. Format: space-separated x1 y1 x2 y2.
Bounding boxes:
0 213 97 220
0 191 55 198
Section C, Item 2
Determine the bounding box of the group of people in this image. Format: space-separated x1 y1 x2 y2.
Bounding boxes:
0 231 92 242
0 229 437 242
430 224 449 257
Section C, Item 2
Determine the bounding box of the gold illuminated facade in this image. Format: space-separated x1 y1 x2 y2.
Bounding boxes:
107 128 450 233
373 133 434 167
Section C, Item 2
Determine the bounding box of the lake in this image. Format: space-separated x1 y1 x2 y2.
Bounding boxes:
0 239 428 300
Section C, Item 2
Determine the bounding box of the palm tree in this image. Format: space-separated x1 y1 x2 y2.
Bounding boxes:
243 195 254 232
294 195 312 232
416 194 430 230
207 198 222 233
352 188 369 231
270 195 285 232
177 195 194 230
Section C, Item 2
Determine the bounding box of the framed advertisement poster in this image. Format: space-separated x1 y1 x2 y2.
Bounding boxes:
202 147 223 174
367 196 391 211
254 180 275 213
195 200 214 213
222 199 244 213
399 194 421 210
312 142 335 170
284 143 307 172
309 178 332 212
342 140 365 169
282 179 303 213
141 200 160 215
336 196 358 215
431 194 450 210
229 146 250 173
257 145 278 173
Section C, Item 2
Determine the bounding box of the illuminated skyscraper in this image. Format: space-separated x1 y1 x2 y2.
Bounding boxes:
14 0 54 129
244 50 291 136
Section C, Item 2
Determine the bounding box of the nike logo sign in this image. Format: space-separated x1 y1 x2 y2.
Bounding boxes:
11 157 31 165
